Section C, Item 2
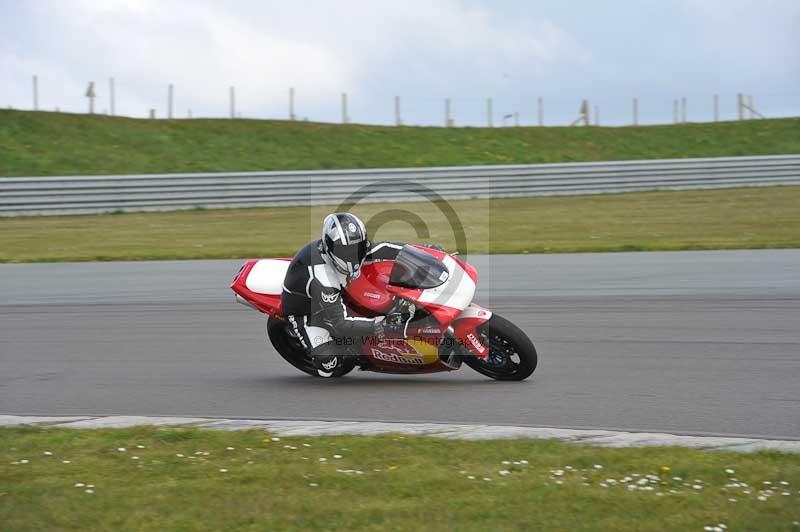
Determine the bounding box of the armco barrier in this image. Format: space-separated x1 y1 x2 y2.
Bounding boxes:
1 155 798 216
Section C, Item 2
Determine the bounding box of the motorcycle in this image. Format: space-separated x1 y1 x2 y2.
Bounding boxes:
230 244 537 381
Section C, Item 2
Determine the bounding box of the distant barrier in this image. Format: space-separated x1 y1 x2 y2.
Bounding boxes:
1 155 798 216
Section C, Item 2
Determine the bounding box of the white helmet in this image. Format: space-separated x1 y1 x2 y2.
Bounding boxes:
321 213 369 275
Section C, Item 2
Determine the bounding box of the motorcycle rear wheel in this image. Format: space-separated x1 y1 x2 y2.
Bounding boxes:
266 317 355 377
463 314 537 381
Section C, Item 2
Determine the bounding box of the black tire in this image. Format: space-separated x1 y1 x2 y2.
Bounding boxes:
266 317 354 378
463 314 537 381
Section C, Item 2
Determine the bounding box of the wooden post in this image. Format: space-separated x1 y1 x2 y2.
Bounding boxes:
537 97 543 126
673 99 678 123
341 92 348 124
394 96 401 126
167 84 173 119
748 95 754 119
289 87 296 120
187 109 192 119
445 98 451 127
514 111 519 127
109 77 115 116
584 99 590 126
594 106 599 126
229 86 236 119
633 97 638 126
487 98 493 127
32 75 39 111
681 97 687 123
713 94 719 122
149 108 155 119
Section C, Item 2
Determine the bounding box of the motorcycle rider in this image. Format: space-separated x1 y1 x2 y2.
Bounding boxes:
281 213 412 377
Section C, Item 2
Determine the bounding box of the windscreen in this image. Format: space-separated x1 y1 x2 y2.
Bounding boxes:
389 245 449 290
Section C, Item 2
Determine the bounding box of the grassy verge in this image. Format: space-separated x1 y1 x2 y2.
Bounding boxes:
1 186 799 263
1 426 798 531
1 109 798 176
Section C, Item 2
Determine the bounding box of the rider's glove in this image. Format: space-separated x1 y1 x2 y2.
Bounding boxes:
376 302 415 338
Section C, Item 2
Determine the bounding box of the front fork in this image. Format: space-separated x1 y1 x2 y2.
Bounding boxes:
450 303 493 360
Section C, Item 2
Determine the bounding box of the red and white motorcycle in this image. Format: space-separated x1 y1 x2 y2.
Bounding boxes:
231 244 537 380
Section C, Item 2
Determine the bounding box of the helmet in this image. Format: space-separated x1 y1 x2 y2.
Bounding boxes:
321 213 369 275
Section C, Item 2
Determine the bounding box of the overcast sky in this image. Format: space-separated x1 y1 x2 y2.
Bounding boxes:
1 0 798 126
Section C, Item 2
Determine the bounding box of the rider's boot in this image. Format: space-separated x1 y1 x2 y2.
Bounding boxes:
309 343 343 378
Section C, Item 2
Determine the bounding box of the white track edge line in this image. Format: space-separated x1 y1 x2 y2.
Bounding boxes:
1 415 798 453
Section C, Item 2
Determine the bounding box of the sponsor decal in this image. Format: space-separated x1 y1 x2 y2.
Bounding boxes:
420 328 441 334
348 222 357 233
466 332 486 353
321 290 339 303
438 270 449 282
321 358 338 370
363 291 382 300
369 338 425 365
371 348 424 366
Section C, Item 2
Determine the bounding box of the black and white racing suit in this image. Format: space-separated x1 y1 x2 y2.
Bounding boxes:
280 240 403 362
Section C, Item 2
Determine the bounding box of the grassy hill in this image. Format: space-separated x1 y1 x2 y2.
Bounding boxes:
1 109 798 177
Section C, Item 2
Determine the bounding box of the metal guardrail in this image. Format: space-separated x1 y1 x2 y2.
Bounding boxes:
1 155 798 216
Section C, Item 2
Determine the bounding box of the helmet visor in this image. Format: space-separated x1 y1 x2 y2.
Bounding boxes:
327 239 369 274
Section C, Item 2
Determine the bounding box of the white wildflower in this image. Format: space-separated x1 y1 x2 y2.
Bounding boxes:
725 468 734 474
270 437 280 442
309 483 318 487
757 495 767 501
594 464 603 470
74 483 85 488
19 459 29 464
319 458 327 462
136 445 145 449
85 489 94 494
483 477 492 481
62 460 71 464
333 455 342 459
226 447 235 451
117 448 126 452
176 454 184 458
131 456 139 460
520 460 528 464
219 468 228 473
43 451 53 456
467 475 475 480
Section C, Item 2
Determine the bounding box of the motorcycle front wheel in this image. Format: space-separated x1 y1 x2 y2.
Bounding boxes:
266 317 355 377
463 314 537 381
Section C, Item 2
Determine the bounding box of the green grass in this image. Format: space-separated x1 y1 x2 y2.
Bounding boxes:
1 186 799 263
0 109 798 176
1 427 798 531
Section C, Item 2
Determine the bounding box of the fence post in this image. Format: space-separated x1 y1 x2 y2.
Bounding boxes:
487 98 493 127
341 92 348 124
32 75 39 111
538 97 543 126
86 82 96 114
737 93 744 121
713 94 719 122
748 95 754 119
229 86 236 119
289 87 296 120
594 106 599 126
633 97 638 125
394 96 402 126
445 98 451 127
681 97 687 123
167 84 173 119
109 77 115 116
514 111 519 127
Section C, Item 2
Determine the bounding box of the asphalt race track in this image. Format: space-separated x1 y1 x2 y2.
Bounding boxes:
1 250 799 439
